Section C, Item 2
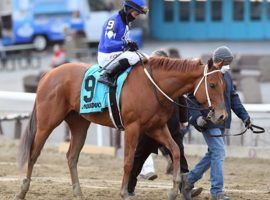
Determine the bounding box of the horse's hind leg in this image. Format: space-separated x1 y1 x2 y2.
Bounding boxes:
15 128 57 200
147 126 181 200
65 111 90 199
15 99 69 200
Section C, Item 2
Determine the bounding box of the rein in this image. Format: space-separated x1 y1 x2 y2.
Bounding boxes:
142 67 208 111
210 124 265 137
136 51 208 111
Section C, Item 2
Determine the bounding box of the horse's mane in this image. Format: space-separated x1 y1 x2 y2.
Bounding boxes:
148 57 203 73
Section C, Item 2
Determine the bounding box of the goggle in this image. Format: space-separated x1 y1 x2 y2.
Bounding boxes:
141 6 149 14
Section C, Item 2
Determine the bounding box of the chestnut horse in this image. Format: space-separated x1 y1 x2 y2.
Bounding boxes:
15 57 227 200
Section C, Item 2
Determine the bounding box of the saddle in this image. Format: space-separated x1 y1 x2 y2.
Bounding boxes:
80 64 131 130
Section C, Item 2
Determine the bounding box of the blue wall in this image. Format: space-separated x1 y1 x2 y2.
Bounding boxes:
150 0 270 40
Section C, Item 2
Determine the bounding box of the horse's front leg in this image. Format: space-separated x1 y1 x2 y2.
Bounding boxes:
120 122 140 200
147 125 181 200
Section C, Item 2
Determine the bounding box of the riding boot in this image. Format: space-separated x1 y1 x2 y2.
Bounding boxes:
98 58 130 87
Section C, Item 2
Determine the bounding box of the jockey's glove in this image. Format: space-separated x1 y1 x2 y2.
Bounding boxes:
196 116 207 127
244 117 252 128
126 41 138 52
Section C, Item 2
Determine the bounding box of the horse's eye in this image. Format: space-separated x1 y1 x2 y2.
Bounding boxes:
209 83 216 89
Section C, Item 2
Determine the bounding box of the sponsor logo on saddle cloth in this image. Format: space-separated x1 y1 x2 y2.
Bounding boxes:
80 64 131 114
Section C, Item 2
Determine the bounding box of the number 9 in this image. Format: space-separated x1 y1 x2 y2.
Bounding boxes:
84 75 96 103
107 20 115 30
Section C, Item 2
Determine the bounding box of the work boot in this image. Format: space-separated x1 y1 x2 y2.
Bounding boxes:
180 182 203 198
128 191 135 197
211 193 230 200
181 173 193 200
191 187 203 198
98 58 130 87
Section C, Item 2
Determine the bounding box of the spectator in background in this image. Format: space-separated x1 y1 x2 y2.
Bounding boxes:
51 44 67 68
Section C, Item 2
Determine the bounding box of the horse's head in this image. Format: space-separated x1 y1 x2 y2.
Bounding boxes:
193 59 227 124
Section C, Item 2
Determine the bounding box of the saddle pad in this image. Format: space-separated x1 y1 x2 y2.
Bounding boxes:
80 64 131 114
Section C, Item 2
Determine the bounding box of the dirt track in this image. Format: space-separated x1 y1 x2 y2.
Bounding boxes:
0 136 270 200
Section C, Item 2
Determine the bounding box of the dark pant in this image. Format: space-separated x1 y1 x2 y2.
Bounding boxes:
127 130 189 193
160 130 189 173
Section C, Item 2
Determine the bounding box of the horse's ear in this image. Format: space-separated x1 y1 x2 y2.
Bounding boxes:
207 58 214 69
208 58 223 70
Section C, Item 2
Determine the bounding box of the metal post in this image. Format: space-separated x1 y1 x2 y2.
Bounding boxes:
187 128 192 144
254 135 259 147
64 123 70 142
0 121 3 135
14 118 22 139
240 123 244 146
109 128 113 147
0 50 7 70
225 129 230 146
97 125 103 146
240 134 244 146
11 54 16 71
115 129 121 149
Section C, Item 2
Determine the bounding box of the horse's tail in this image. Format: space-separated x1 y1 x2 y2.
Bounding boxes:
17 103 37 171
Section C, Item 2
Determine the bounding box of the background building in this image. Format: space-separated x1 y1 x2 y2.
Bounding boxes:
149 0 270 40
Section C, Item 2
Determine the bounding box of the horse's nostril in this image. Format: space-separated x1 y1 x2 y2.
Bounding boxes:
219 115 224 120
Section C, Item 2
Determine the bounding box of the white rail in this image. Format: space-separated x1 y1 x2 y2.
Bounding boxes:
0 44 35 52
1 91 270 112
0 91 36 101
1 91 269 147
0 91 104 145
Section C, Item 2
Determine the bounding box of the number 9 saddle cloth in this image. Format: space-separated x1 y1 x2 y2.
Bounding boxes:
80 64 131 114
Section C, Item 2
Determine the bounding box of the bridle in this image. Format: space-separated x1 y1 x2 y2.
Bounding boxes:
193 65 222 120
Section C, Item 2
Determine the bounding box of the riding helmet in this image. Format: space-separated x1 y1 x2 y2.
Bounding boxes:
123 0 149 14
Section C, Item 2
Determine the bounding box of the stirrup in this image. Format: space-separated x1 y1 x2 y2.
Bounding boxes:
98 76 116 87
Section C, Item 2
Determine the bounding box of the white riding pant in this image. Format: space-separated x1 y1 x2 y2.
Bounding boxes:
98 51 146 68
140 154 155 175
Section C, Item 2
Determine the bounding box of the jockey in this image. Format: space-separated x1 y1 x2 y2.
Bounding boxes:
97 0 149 87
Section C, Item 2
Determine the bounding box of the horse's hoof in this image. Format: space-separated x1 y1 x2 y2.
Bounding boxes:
121 193 135 200
167 190 177 200
13 195 24 200
73 196 84 200
124 196 135 200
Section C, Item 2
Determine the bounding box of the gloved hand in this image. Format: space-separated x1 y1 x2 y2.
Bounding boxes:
126 41 138 52
244 117 252 128
196 116 207 127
